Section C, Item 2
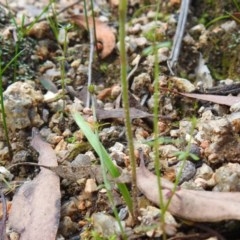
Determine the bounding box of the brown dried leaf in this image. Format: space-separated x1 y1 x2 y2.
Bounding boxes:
8 132 61 240
97 87 112 100
136 159 240 222
96 107 155 120
180 92 240 106
70 15 116 59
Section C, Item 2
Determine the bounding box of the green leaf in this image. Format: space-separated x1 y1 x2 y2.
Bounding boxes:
142 41 171 56
71 110 133 212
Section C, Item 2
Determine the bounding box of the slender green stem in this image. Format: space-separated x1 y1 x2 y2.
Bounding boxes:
60 27 68 112
163 118 197 219
152 2 167 239
153 43 166 211
86 27 94 107
233 0 240 11
0 53 13 159
205 15 229 28
1 49 25 75
119 0 138 220
0 48 25 159
83 0 90 31
91 95 126 240
89 0 99 59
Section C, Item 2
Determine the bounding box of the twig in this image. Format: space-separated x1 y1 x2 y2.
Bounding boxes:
127 55 141 82
7 162 54 171
167 0 190 75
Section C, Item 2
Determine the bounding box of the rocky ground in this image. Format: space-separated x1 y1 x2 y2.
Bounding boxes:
1 0 240 239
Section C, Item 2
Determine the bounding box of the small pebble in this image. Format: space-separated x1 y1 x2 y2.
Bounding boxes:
92 212 123 237
175 160 196 184
84 179 98 193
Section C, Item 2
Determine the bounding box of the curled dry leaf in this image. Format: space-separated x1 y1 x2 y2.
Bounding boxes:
70 15 116 59
136 157 240 222
180 92 240 106
8 131 61 240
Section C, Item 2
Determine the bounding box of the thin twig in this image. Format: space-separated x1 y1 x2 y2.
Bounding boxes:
167 0 190 75
127 55 141 82
7 162 53 170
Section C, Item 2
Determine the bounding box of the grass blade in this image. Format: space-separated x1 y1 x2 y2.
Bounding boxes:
71 110 133 212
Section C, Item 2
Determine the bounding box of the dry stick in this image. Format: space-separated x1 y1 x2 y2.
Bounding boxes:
167 0 190 75
8 162 57 171
127 55 141 82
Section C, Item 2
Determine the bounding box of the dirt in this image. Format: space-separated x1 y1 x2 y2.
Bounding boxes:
1 0 240 239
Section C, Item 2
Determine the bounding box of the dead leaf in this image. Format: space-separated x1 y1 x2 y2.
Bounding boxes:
96 107 157 120
70 15 116 59
136 156 240 222
39 76 58 93
8 130 61 240
97 87 112 100
180 92 240 106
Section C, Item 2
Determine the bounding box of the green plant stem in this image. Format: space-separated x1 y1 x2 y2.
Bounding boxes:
119 0 138 221
83 0 90 31
60 27 67 112
233 0 240 11
205 14 230 28
152 2 167 239
86 28 94 108
0 48 25 159
91 95 126 240
163 118 197 219
153 42 166 209
153 25 168 240
89 0 98 56
0 55 12 159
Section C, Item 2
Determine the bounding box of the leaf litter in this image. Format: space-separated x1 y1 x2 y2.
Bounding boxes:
180 92 240 106
136 150 240 222
2 0 240 239
69 15 116 59
8 130 61 240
